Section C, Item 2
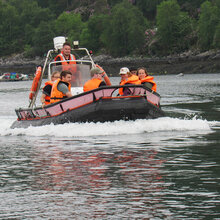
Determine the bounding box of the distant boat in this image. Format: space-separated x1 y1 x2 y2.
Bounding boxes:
0 72 29 82
176 73 184 77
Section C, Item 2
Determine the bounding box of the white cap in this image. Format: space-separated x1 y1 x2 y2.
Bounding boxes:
119 67 130 75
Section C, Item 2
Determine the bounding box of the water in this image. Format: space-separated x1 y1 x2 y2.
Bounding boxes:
0 74 220 219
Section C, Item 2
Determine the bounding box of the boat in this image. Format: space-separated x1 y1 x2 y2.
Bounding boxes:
0 72 29 82
11 36 164 129
176 72 184 77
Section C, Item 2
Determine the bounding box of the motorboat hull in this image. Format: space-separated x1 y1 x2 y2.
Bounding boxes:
11 85 164 128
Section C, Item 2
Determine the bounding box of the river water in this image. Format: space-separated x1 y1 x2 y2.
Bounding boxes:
0 73 219 219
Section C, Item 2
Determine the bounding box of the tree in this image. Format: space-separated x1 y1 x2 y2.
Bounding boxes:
55 12 84 43
213 0 220 49
94 0 109 15
213 22 220 48
101 0 148 57
32 21 55 56
136 0 163 21
0 3 21 55
198 1 219 50
156 0 192 54
80 14 108 52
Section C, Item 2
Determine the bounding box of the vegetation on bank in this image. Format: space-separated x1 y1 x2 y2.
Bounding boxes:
0 0 219 58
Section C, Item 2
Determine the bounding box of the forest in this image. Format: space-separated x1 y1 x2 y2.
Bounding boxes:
0 0 219 58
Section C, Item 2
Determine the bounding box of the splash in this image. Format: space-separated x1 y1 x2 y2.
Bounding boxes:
0 117 213 137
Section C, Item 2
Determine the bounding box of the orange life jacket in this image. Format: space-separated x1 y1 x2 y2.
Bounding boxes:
141 76 157 92
54 52 77 73
119 75 141 95
83 78 102 92
43 81 53 105
50 79 71 104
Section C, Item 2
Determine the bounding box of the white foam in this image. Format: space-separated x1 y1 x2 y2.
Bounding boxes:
0 117 214 137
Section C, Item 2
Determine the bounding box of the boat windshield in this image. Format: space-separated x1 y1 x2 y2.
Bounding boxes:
50 63 92 87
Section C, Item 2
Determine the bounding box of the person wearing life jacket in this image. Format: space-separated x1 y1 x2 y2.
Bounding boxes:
119 67 141 95
54 42 80 85
137 67 157 92
129 66 138 75
40 71 60 107
54 42 76 67
83 66 111 92
50 70 72 104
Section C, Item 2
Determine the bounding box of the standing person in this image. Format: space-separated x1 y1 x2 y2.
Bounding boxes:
137 67 157 92
83 66 111 92
54 42 81 86
54 42 76 67
50 70 72 104
40 71 60 106
119 67 140 95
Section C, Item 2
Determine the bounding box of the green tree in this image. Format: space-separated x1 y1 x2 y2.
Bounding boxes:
55 12 84 43
80 14 108 52
32 21 55 56
136 0 163 21
5 0 55 55
94 0 109 15
102 0 148 57
198 1 219 50
213 0 220 49
0 2 21 55
107 0 121 8
213 22 220 48
156 0 192 54
46 0 73 16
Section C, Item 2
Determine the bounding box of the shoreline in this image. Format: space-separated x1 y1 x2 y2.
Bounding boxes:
0 50 220 76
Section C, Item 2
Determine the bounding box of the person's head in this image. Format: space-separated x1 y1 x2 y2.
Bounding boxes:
60 70 72 83
90 67 104 79
62 42 71 57
130 67 137 75
119 67 130 80
51 71 60 82
137 67 148 80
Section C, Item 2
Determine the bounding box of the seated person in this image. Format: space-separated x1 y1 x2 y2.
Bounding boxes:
129 66 138 75
137 67 157 92
119 67 140 95
83 66 111 92
40 71 60 106
50 70 72 103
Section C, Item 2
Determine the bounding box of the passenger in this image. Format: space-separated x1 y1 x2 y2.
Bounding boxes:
83 66 111 92
119 67 141 95
50 70 72 104
129 67 138 75
137 67 157 92
40 71 60 107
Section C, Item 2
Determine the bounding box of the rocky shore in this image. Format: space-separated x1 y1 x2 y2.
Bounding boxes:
0 50 220 76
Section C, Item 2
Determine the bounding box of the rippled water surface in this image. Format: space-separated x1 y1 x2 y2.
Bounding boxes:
0 74 220 219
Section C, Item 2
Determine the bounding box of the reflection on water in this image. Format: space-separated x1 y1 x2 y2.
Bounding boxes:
1 136 220 219
32 147 163 193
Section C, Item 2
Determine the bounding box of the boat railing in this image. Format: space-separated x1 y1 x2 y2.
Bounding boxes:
16 85 161 120
29 48 95 108
48 59 94 79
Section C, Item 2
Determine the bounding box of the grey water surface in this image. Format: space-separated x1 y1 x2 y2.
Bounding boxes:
0 73 220 219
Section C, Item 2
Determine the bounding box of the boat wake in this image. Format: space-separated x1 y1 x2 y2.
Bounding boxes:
0 117 216 137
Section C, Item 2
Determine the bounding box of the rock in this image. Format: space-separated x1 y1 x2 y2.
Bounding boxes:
0 50 220 75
